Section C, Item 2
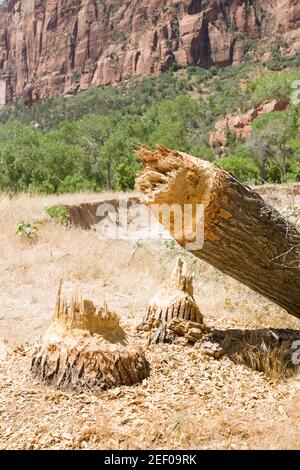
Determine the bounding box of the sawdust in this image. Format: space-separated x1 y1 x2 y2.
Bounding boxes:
1 189 300 449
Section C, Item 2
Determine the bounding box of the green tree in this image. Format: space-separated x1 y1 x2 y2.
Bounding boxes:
247 70 299 106
248 109 299 182
218 155 259 182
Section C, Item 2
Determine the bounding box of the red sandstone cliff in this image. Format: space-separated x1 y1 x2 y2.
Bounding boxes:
209 99 290 152
0 0 300 105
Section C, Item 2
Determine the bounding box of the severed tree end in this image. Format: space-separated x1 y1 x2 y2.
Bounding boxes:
135 144 218 208
31 282 150 392
141 258 204 344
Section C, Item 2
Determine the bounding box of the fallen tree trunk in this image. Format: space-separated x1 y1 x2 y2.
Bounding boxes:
136 145 300 318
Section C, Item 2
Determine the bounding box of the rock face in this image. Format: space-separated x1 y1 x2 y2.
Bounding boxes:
0 0 300 105
210 99 290 151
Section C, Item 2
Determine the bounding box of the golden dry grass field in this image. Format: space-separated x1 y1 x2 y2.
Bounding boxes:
1 185 300 449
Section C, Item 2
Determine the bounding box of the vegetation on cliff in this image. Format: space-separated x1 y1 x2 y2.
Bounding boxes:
0 61 299 193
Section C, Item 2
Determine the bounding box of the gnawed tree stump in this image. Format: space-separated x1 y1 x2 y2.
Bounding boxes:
141 258 203 343
136 145 300 319
31 284 150 392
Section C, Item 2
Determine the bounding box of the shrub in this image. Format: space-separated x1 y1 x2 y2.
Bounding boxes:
218 155 259 182
209 66 219 76
247 70 300 106
58 175 99 193
16 220 43 243
116 162 138 190
45 205 69 225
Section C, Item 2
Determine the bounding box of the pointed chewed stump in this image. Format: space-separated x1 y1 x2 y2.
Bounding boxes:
31 284 150 392
141 258 205 343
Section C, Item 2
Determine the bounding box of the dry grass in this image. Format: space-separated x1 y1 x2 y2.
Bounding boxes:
220 330 298 380
232 342 293 380
0 187 300 449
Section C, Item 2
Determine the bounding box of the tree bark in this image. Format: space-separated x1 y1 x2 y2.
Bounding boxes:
136 145 300 318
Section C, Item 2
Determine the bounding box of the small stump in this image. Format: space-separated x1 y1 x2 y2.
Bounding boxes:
31 284 150 392
141 258 203 343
